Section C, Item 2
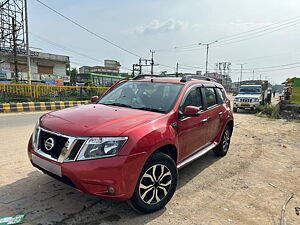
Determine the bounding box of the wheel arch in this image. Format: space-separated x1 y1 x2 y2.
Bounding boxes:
151 144 178 164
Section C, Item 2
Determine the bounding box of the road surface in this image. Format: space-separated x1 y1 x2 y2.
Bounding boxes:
0 109 299 225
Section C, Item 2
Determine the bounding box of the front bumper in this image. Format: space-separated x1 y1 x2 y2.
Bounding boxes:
233 101 260 109
28 137 147 201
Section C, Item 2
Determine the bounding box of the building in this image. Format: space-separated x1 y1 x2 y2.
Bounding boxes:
79 60 121 76
282 77 300 104
0 49 70 83
198 71 233 91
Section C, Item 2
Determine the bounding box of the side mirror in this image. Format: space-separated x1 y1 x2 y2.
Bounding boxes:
91 96 99 103
181 106 200 117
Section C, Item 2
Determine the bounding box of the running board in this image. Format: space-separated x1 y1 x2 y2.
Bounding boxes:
177 143 217 169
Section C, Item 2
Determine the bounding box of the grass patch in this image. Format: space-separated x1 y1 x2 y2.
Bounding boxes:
256 104 280 119
289 119 300 123
256 104 276 116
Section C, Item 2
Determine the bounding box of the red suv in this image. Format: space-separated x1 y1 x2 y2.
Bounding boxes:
28 75 233 213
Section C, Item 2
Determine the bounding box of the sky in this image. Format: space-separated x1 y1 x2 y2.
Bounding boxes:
27 0 300 84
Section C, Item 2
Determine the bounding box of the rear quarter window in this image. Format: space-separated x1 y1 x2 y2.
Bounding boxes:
216 88 226 104
204 87 217 108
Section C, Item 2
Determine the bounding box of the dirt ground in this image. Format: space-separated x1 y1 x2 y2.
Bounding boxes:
0 106 299 224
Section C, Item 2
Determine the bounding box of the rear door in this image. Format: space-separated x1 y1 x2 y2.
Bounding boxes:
177 86 209 160
202 87 222 143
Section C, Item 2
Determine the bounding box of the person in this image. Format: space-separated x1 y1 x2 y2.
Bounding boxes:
273 90 276 98
266 90 272 104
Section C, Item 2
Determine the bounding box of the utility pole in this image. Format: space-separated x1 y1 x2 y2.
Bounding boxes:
12 17 18 83
150 50 155 75
138 58 142 74
24 0 31 84
237 63 247 87
199 40 218 76
260 74 262 80
252 70 255 80
176 63 179 77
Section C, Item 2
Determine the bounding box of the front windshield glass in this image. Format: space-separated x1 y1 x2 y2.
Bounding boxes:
239 87 261 94
99 81 183 113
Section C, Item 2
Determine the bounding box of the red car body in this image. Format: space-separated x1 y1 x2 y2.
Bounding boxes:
28 78 233 202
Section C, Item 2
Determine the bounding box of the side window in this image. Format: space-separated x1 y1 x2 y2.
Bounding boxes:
181 87 202 111
204 87 217 108
215 88 225 104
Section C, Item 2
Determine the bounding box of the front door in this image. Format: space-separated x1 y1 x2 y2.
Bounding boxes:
177 86 208 161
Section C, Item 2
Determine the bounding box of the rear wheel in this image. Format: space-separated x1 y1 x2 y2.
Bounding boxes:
213 125 232 156
129 152 177 213
233 107 237 112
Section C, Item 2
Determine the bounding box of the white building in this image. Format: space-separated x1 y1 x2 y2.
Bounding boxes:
0 49 70 83
79 60 121 76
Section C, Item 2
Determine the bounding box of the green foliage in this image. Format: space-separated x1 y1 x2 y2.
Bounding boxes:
256 104 276 116
84 80 98 87
256 104 281 120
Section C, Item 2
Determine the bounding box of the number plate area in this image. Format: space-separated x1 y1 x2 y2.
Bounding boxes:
32 154 62 177
241 103 250 106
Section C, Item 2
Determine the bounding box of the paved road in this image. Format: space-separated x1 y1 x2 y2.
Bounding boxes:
0 110 299 225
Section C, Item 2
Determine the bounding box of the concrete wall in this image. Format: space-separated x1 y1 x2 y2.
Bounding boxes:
0 52 69 82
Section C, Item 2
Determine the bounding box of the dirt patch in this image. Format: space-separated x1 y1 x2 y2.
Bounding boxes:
0 111 299 224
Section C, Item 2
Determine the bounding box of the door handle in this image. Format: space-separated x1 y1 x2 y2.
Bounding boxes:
201 118 208 123
218 112 223 117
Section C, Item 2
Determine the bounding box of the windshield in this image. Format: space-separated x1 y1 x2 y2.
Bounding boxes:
239 87 261 94
99 81 183 113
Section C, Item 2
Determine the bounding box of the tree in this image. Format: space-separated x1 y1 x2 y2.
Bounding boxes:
68 68 78 86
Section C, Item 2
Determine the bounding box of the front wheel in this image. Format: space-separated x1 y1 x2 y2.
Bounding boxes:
213 125 232 156
129 152 177 213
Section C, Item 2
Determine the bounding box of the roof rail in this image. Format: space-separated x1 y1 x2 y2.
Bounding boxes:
180 75 217 83
132 74 166 80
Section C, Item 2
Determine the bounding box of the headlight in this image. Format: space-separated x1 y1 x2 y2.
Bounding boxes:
253 98 259 102
77 137 128 160
234 97 240 102
32 120 40 150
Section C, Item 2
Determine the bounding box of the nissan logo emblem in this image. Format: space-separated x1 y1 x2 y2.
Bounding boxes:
44 137 55 151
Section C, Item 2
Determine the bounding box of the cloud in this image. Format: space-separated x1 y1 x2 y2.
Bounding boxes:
135 19 185 35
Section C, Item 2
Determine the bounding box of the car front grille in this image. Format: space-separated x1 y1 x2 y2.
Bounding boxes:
38 130 68 159
240 98 252 102
35 128 86 162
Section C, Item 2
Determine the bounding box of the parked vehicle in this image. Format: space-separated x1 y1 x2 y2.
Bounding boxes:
28 75 234 213
233 80 269 112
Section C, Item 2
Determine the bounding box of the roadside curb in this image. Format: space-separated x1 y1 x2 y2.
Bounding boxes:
0 101 89 113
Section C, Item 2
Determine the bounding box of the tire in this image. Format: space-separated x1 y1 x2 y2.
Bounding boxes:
233 107 237 113
213 125 232 156
129 152 178 213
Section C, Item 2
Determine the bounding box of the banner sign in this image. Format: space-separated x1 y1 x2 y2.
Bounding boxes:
0 47 39 57
0 71 7 78
45 80 55 85
55 79 64 86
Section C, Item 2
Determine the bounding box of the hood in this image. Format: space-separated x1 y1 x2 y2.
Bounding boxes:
40 104 163 137
235 94 261 98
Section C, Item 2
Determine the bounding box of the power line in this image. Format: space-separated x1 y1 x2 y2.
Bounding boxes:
31 33 133 72
217 16 300 41
31 33 101 63
34 0 142 58
255 65 300 73
251 61 300 70
212 20 300 48
154 15 300 53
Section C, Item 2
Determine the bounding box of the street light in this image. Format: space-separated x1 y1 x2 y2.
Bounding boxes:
198 40 218 76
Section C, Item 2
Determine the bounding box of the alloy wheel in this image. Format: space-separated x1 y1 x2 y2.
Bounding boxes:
222 129 230 151
138 164 172 205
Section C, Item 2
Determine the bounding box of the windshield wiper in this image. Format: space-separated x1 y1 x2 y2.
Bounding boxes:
133 107 165 113
102 103 132 108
